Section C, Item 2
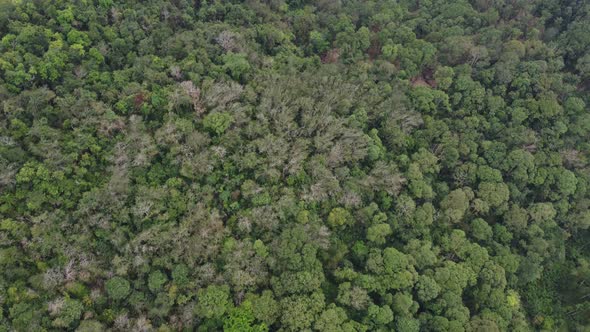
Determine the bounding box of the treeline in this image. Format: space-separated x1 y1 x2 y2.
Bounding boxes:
0 0 589 331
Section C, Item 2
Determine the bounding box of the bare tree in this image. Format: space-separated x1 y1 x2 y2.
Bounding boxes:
215 31 240 52
180 81 205 115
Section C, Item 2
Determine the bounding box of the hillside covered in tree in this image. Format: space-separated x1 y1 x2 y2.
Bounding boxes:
0 0 589 330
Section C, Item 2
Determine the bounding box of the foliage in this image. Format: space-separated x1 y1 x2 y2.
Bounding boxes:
0 0 588 330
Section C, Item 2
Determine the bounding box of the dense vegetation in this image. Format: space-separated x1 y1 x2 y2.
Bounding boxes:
0 0 589 330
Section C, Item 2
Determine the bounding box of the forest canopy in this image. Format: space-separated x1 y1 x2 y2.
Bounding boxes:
0 0 589 331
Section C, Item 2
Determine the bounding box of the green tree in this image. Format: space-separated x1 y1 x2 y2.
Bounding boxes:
440 189 471 223
416 275 441 302
366 304 394 327
106 277 131 301
51 298 83 329
248 290 280 327
148 270 168 293
279 292 325 331
503 205 528 233
196 285 232 320
203 112 233 135
76 320 104 332
471 218 493 241
477 182 509 208
367 223 392 245
327 207 352 228
223 300 267 332
314 305 355 332
222 53 251 80
434 66 454 90
309 31 329 54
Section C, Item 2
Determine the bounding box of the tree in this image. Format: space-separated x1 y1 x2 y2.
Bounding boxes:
404 239 438 271
471 218 493 241
76 320 105 332
416 275 441 302
172 264 190 288
434 66 454 90
223 300 268 332
279 292 325 331
314 304 356 332
434 262 477 295
440 189 471 223
335 27 370 60
106 277 131 301
364 247 417 293
196 285 231 320
528 203 556 224
392 292 415 316
336 282 371 310
366 304 394 328
222 53 251 80
367 223 392 245
248 290 280 327
554 169 577 197
327 207 353 228
396 317 420 332
503 149 535 185
270 225 325 296
203 112 233 135
477 182 509 208
148 270 168 293
50 298 83 329
309 31 329 54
